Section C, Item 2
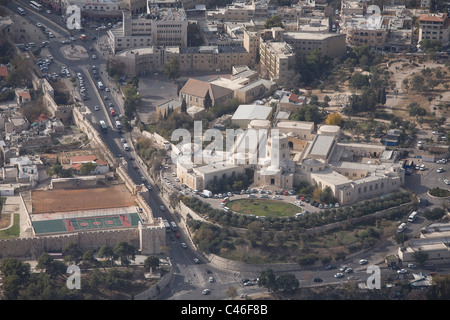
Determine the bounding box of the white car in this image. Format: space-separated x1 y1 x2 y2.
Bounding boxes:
359 259 368 265
202 289 210 295
437 168 444 173
159 205 165 211
92 55 96 59
105 87 110 92
94 106 99 111
334 273 344 278
444 179 450 185
181 242 187 248
397 269 407 274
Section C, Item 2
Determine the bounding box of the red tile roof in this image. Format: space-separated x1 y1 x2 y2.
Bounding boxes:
419 13 447 22
0 66 8 77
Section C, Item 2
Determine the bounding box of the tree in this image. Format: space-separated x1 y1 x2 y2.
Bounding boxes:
164 56 180 81
263 15 283 29
325 113 342 126
276 273 299 293
0 258 31 279
413 250 429 266
98 245 117 268
411 75 425 91
79 162 97 175
123 85 142 119
62 242 83 265
258 268 277 292
203 90 212 110
113 241 136 267
349 73 370 89
181 98 187 113
144 255 160 269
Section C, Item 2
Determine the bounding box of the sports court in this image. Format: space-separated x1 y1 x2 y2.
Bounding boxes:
27 185 145 235
32 212 142 235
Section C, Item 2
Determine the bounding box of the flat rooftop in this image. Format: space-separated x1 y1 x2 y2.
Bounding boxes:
309 135 335 158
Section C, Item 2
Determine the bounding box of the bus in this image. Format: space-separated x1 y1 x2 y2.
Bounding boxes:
408 211 418 223
170 221 177 231
29 1 43 11
17 7 26 15
163 219 171 232
99 120 107 133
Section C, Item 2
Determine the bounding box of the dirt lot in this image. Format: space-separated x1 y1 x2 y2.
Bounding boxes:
31 184 136 214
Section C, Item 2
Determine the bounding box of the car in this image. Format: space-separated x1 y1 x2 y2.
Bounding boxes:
145 184 152 190
120 138 126 143
313 277 323 283
437 168 444 173
202 289 210 295
359 259 368 265
397 269 407 274
433 131 440 135
193 258 200 264
159 205 165 211
140 176 146 182
209 277 215 283
94 106 99 111
46 9 52 14
445 179 450 185
240 293 248 298
339 265 348 272
325 264 335 270
408 264 418 269
244 281 255 286
62 40 70 44
132 164 137 169
92 55 96 59
117 154 123 158
104 96 108 100
70 37 75 41
344 267 353 273
181 242 187 248
48 32 54 38
105 87 110 92
334 273 344 278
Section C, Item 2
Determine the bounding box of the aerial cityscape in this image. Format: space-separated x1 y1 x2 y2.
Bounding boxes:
0 0 449 304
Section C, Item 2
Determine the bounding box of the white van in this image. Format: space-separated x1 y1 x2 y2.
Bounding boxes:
397 222 407 233
123 143 130 151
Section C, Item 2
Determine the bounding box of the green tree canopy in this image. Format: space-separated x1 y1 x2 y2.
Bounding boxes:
263 15 283 29
164 56 180 81
79 162 97 175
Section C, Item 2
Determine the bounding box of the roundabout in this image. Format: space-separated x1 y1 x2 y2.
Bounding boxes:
59 44 89 60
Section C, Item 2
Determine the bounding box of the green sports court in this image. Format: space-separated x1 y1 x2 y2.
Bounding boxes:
32 212 142 235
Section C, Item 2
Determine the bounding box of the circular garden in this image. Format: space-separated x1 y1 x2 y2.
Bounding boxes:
226 199 302 218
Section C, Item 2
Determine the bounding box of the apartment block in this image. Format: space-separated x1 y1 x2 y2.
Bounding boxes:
418 13 450 48
259 38 296 81
283 31 346 58
107 0 188 53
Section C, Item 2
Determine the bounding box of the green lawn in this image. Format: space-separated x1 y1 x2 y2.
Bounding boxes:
227 199 301 218
0 214 20 239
